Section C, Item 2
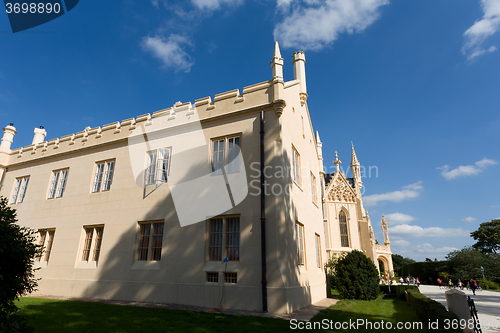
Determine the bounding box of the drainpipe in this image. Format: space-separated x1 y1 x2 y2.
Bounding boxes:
260 110 268 313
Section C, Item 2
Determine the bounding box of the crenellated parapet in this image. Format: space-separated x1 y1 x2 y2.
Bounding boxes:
5 78 280 167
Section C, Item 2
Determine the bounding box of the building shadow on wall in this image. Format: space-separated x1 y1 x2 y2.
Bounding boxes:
79 113 313 313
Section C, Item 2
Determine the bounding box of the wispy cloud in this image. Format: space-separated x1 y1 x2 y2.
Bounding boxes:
191 0 243 11
462 0 500 61
392 239 410 247
151 0 159 8
273 0 389 50
491 205 500 208
390 224 470 238
384 212 416 225
438 158 497 180
142 34 194 72
364 181 423 207
462 217 478 223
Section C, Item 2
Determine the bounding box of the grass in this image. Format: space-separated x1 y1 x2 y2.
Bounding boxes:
310 293 429 332
16 293 428 333
16 298 289 333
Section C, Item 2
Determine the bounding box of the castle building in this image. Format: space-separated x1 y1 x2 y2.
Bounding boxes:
0 42 392 314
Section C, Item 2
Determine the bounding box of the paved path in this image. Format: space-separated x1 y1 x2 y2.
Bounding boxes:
27 295 338 322
419 285 500 333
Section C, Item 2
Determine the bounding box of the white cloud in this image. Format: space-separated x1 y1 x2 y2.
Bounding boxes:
462 0 500 60
392 239 410 247
273 0 389 50
142 35 194 73
390 224 470 238
462 217 478 223
363 181 423 207
191 0 242 10
491 205 500 208
413 243 459 255
384 212 416 225
151 0 159 8
438 158 497 180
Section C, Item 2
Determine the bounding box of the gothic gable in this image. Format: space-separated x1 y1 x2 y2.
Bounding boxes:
325 172 357 203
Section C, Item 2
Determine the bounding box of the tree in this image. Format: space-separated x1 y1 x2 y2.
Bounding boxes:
332 250 380 300
0 196 40 332
392 254 416 275
446 246 500 283
471 219 500 254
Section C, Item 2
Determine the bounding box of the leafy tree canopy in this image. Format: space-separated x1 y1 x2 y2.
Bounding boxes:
445 246 500 283
0 196 40 332
471 219 500 254
392 254 416 274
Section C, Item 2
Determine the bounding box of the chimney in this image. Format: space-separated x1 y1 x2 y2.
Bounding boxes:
0 124 17 152
292 51 308 105
32 126 47 145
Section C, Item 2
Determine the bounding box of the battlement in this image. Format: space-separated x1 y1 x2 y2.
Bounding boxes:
6 79 277 166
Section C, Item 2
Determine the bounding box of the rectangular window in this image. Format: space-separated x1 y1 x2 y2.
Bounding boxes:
37 229 55 263
93 227 104 261
48 169 68 199
145 148 171 185
92 160 115 192
315 234 322 269
311 173 317 203
209 219 223 261
11 176 29 204
296 222 305 266
226 217 240 261
224 272 237 284
81 226 104 262
82 228 93 261
211 136 241 175
208 216 240 261
137 222 164 261
292 147 300 185
207 272 219 283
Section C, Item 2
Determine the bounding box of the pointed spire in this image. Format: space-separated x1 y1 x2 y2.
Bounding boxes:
271 41 284 80
333 151 342 172
273 41 282 60
351 141 359 166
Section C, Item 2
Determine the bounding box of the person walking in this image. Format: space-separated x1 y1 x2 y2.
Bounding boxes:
470 279 477 295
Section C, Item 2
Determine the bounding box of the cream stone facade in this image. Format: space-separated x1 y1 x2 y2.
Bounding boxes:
0 43 392 314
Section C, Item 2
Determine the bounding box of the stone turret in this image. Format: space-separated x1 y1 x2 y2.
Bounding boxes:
0 124 17 153
271 42 286 117
292 51 307 105
32 126 47 145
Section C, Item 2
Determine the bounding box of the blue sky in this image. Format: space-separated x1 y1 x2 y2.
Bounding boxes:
1 0 499 261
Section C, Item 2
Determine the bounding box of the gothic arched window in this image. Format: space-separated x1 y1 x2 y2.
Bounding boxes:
339 211 349 247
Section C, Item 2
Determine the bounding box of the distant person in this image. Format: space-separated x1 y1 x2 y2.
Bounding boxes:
470 279 477 295
399 277 404 285
458 279 463 290
416 278 420 287
437 278 442 289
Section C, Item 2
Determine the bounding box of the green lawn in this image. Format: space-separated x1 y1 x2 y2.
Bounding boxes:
17 298 289 333
310 294 428 333
17 294 428 333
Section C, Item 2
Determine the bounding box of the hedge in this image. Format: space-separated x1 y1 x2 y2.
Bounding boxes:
405 288 462 333
380 285 419 300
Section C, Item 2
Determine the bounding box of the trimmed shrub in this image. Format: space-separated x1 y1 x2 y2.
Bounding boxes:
476 279 500 290
380 285 419 300
334 250 379 300
405 288 462 333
